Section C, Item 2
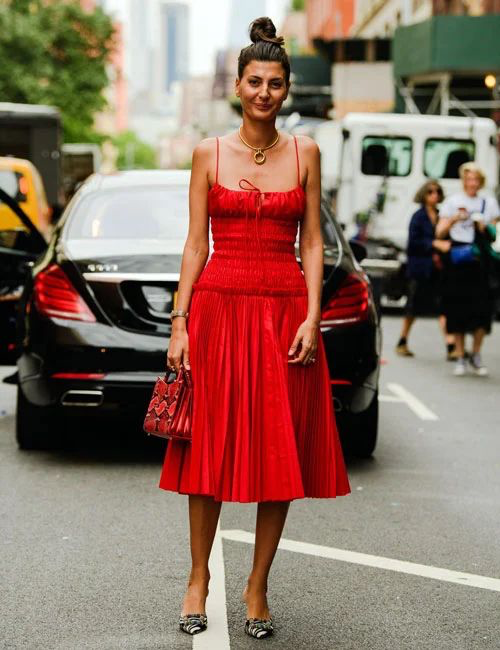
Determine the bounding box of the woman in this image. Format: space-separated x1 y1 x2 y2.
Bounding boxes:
437 162 500 376
396 180 452 358
158 17 350 640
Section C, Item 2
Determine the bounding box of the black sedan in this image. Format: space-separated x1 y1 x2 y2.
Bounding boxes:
11 170 381 456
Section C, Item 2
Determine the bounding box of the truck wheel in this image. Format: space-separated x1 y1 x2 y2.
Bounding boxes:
347 392 379 458
16 388 59 450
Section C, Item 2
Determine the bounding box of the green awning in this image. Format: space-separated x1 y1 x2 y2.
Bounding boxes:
393 15 500 78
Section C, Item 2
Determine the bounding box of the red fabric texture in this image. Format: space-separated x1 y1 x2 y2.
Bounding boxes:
158 137 351 502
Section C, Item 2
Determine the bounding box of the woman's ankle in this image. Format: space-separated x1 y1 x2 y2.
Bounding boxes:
189 567 210 582
245 575 268 595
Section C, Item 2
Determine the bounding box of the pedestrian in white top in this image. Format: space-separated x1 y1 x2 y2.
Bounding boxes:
437 162 500 377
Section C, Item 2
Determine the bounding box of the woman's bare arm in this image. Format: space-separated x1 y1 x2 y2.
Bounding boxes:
288 136 323 365
436 215 458 239
167 139 212 370
298 136 323 325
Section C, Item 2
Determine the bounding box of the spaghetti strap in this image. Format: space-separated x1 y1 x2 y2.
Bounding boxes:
215 137 219 185
293 135 300 186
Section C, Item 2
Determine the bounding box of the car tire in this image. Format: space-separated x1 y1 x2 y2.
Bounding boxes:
345 392 379 458
16 388 60 450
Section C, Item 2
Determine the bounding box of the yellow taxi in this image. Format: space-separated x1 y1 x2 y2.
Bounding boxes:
0 156 51 235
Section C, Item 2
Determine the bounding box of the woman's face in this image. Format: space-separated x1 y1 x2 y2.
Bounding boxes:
424 185 440 208
235 60 289 121
462 171 482 196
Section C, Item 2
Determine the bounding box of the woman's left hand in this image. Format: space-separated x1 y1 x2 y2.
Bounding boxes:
288 318 319 365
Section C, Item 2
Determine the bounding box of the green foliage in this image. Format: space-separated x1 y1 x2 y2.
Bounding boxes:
291 0 305 11
0 0 116 142
110 131 157 170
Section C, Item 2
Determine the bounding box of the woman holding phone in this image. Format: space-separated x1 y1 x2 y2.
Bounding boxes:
436 162 500 376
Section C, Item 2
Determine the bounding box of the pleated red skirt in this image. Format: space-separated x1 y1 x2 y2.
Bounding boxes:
158 288 351 502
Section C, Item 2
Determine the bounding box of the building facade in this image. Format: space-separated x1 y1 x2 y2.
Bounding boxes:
393 2 500 118
81 0 128 135
159 1 189 94
307 0 392 117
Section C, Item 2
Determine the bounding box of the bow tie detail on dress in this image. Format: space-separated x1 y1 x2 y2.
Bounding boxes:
238 178 265 284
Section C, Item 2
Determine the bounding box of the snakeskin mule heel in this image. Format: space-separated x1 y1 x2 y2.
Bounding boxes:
178 613 208 635
244 617 274 639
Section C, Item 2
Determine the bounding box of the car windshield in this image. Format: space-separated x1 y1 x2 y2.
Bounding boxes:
64 184 342 259
0 169 27 203
64 186 190 255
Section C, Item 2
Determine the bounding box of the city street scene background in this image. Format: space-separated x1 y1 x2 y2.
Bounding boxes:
1 1 499 649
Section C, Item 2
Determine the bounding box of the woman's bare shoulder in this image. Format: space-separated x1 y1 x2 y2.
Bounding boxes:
192 137 218 161
294 134 319 154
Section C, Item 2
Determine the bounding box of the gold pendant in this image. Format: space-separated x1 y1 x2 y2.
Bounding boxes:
254 149 266 165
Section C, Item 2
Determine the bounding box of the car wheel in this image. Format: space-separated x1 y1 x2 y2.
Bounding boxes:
345 392 379 458
16 388 59 450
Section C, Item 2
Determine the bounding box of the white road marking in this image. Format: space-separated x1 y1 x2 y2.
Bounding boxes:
221 530 500 594
193 521 230 650
378 394 402 403
386 382 439 421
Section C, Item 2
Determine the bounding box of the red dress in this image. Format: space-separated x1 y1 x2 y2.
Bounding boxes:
159 136 350 502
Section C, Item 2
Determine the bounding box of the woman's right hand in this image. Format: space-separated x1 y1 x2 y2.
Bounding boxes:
167 322 190 372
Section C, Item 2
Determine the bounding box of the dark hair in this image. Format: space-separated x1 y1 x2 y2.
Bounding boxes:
413 180 444 205
237 17 290 85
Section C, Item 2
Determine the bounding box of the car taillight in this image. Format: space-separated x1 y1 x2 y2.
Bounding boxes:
321 273 370 326
33 264 96 322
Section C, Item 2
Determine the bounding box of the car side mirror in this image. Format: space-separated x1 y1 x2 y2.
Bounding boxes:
349 239 367 263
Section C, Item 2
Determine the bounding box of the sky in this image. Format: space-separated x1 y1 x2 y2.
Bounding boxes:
104 0 290 76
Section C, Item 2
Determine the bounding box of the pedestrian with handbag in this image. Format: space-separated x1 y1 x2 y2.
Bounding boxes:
396 180 453 358
154 16 350 640
436 162 500 376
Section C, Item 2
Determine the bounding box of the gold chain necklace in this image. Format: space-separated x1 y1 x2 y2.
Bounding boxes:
238 126 280 165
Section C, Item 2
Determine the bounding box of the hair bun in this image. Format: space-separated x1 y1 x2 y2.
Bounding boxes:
249 16 284 47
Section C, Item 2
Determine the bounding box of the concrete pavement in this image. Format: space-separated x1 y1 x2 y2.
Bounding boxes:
1 315 499 649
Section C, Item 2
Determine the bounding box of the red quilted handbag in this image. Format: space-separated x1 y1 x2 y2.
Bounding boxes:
143 365 193 441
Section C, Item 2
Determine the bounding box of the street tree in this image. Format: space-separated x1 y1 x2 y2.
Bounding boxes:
0 0 116 142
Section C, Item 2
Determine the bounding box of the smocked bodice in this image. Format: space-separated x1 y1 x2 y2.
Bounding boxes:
192 180 308 296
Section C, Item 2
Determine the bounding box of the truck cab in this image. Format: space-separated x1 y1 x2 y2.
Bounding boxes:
315 113 498 246
314 113 499 304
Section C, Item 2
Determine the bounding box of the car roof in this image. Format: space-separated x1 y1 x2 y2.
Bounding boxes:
79 169 191 194
342 112 496 133
0 156 39 173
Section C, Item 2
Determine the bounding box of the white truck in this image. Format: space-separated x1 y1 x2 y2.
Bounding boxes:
314 113 499 303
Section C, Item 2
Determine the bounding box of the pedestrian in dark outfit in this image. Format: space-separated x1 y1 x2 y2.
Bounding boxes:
436 162 500 376
396 180 453 358
159 17 350 640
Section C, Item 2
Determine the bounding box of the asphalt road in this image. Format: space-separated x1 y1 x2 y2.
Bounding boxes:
1 315 499 650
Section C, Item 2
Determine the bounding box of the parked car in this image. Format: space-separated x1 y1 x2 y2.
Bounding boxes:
0 162 48 362
0 156 52 235
11 170 380 456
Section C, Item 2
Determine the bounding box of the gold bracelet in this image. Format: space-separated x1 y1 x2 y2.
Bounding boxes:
169 309 189 321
